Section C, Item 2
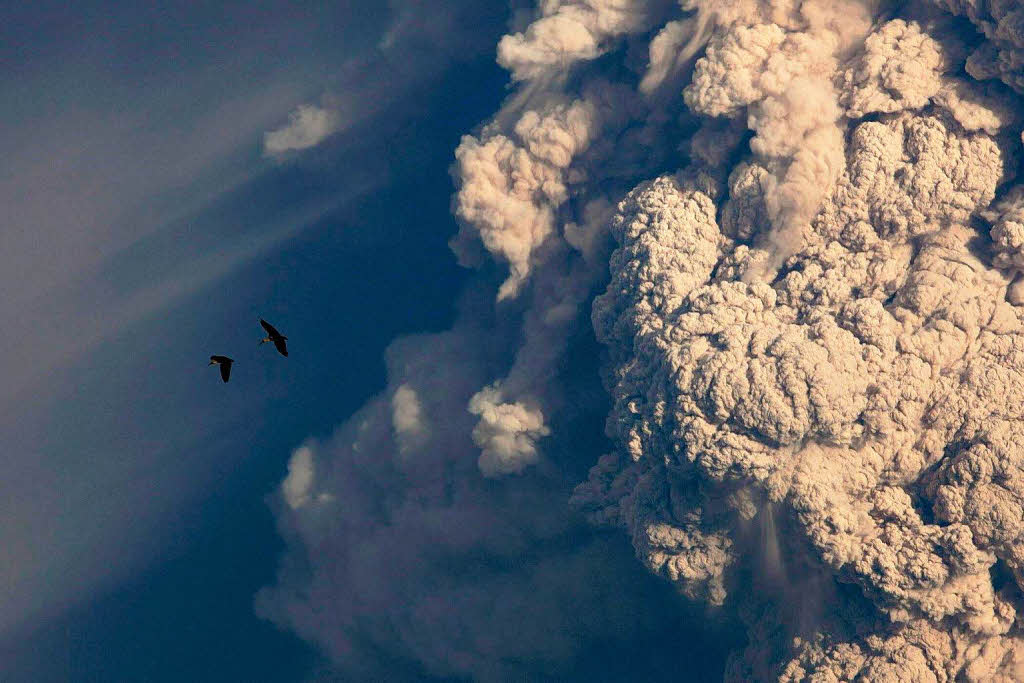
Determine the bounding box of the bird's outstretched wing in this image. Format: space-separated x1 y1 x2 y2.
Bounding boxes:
210 355 233 382
260 318 282 338
273 337 288 357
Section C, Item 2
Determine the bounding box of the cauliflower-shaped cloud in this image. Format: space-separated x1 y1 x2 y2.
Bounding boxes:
928 0 1024 94
683 2 873 281
989 187 1024 279
779 620 1024 682
840 19 956 118
450 83 635 300
580 42 1024 674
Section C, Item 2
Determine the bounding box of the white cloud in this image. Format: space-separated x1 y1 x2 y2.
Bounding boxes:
469 385 550 476
283 446 316 510
391 383 428 454
263 104 340 156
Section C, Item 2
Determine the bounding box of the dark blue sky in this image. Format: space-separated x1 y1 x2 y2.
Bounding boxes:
0 3 739 680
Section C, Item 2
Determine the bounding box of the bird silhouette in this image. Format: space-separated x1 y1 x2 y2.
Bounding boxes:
259 318 288 357
209 355 234 382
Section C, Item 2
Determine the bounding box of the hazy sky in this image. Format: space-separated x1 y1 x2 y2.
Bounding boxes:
0 1 518 679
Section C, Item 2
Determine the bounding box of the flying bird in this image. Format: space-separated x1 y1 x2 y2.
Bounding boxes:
259 318 288 357
209 355 234 383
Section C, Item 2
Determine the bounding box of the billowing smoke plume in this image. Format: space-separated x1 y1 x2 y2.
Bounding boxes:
574 1 1024 679
683 0 877 280
496 0 676 82
930 0 1024 95
263 0 1024 680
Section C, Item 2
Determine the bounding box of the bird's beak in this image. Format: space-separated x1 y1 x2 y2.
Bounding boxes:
208 360 215 365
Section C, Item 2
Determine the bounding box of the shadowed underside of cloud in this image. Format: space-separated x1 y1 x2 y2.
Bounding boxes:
262 0 1024 680
257 294 738 681
258 322 620 679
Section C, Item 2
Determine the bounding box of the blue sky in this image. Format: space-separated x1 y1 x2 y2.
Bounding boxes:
0 3 740 680
0 2 508 678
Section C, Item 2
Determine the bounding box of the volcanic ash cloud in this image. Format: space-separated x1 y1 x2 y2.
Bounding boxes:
576 4 1024 679
263 0 1024 679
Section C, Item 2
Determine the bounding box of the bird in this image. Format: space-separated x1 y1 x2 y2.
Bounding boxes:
259 318 288 357
209 355 234 382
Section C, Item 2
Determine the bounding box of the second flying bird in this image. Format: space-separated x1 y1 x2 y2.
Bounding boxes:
259 318 288 357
